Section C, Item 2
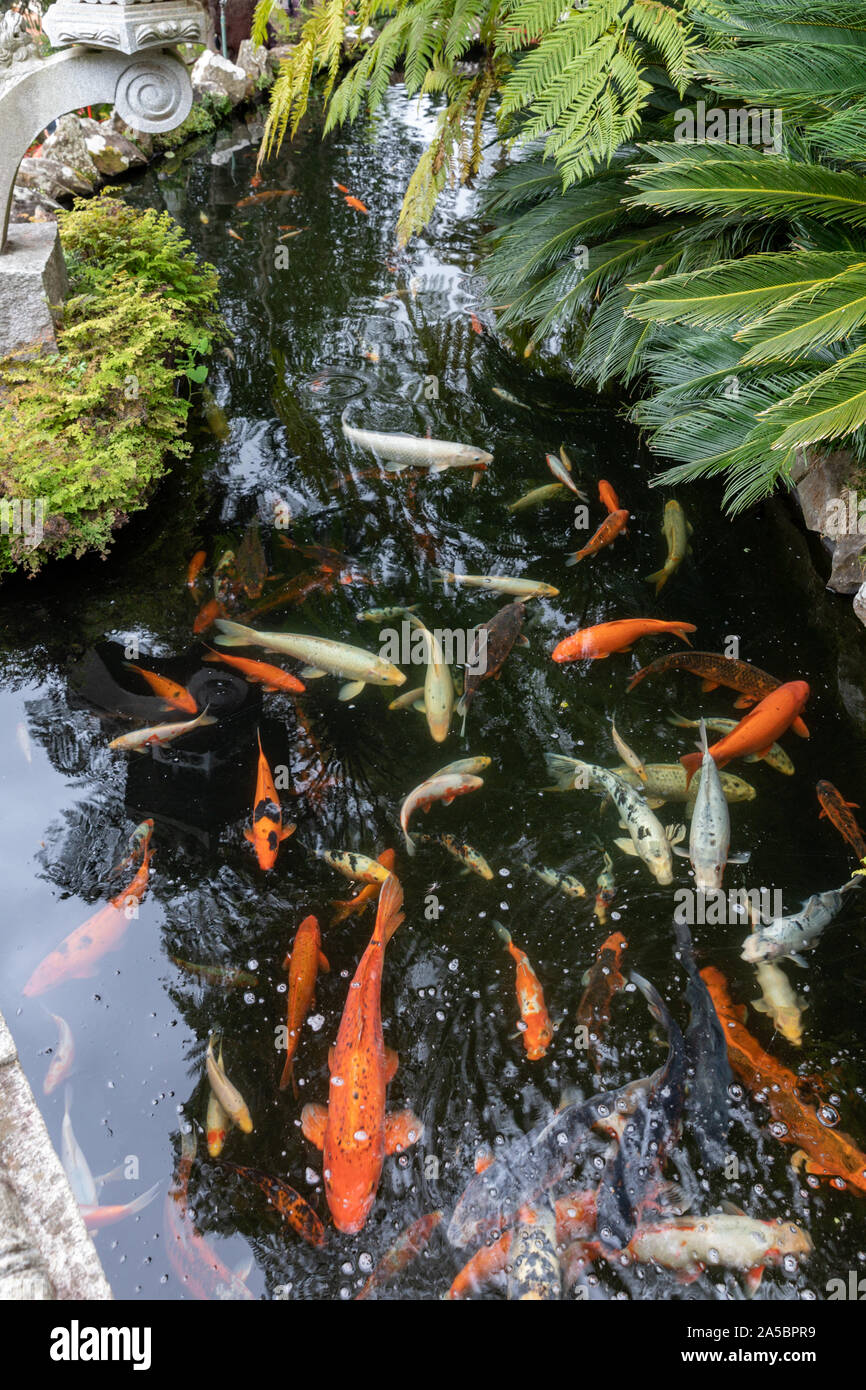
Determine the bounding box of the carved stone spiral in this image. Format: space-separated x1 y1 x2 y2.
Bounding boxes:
114 54 191 132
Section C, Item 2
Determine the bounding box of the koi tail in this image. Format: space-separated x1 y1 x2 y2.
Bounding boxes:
672 624 695 646
213 618 256 647
563 551 583 568
644 567 669 594
376 873 405 945
698 718 709 758
493 920 512 948
279 1054 298 1097
680 751 702 788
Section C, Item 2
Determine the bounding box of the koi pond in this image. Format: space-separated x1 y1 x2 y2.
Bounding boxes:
3 87 866 1301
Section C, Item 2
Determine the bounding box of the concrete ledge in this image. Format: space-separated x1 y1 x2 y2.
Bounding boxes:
0 222 68 356
0 1008 111 1300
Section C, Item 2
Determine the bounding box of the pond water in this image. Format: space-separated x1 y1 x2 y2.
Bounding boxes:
2 87 866 1301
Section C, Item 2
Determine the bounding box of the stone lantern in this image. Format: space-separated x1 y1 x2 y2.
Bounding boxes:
0 0 208 350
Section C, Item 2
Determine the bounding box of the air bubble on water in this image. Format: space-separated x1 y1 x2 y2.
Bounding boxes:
247 959 258 971
339 1287 351 1300
499 903 509 912
610 912 621 922
770 1122 788 1138
331 1075 344 1087
728 1083 743 1102
354 1130 369 1142
708 1247 720 1263
243 992 255 1005
277 982 287 994
309 1014 325 1031
359 1253 373 1273
498 868 509 877
341 1261 354 1275
436 1010 445 1021
305 1168 320 1185
782 1255 798 1274
818 1105 840 1128
448 959 459 973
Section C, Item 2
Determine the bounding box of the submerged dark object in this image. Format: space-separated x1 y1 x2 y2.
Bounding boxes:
457 600 526 721
674 918 731 1169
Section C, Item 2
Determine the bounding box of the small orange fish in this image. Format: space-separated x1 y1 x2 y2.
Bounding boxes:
235 190 298 207
566 508 629 565
278 229 306 240
470 313 484 335
494 922 552 1061
302 876 422 1233
331 849 397 926
23 852 151 996
598 480 620 514
249 172 263 189
219 1162 326 1247
576 931 627 1070
817 779 866 861
245 731 295 871
334 182 351 193
165 1133 254 1300
227 228 244 242
81 1182 160 1230
202 647 305 694
553 618 696 663
356 1211 443 1299
344 195 369 214
186 550 207 588
193 598 226 634
280 914 329 1095
124 663 198 714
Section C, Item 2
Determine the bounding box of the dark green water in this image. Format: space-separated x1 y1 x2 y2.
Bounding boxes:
2 88 866 1300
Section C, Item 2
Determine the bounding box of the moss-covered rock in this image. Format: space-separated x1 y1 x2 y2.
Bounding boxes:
0 191 222 579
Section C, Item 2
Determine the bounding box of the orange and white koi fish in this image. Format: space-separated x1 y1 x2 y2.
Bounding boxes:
493 922 553 1062
202 647 306 694
81 1182 160 1231
124 663 198 714
109 707 215 752
399 771 484 855
280 914 329 1095
680 681 810 786
331 850 397 925
23 851 152 996
207 1039 231 1158
447 1190 597 1298
552 618 696 663
576 931 627 1069
566 508 629 565
355 1210 443 1299
43 1011 75 1095
218 1162 326 1247
165 1130 254 1300
345 195 369 214
817 779 866 861
245 731 295 870
301 876 422 1234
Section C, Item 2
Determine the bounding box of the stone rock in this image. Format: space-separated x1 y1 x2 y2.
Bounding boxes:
191 49 249 106
40 114 100 187
15 156 93 202
76 117 148 178
266 42 295 73
792 445 866 595
0 223 68 357
235 39 269 95
855 582 866 629
105 109 154 159
10 185 61 224
827 531 866 595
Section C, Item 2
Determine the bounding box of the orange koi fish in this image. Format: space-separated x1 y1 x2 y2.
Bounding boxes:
702 966 866 1194
202 647 305 694
470 313 484 335
186 550 207 588
565 508 629 565
245 731 295 870
356 1211 443 1299
598 480 620 514
280 914 329 1095
23 851 151 997
576 931 627 1069
226 228 244 242
493 922 553 1061
335 182 351 193
680 681 810 786
301 876 422 1233
217 1162 325 1248
124 663 198 714
193 597 226 634
331 849 397 926
235 190 298 207
817 779 866 861
552 618 696 663
345 195 369 214
81 1182 160 1230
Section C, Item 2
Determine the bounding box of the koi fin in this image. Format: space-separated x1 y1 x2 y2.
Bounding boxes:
613 838 638 856
384 1046 399 1084
788 952 809 969
792 716 809 738
278 823 296 841
300 666 327 678
412 700 427 713
279 1055 295 1094
384 1108 422 1155
701 680 720 692
339 680 366 701
665 823 686 846
728 851 750 863
644 568 669 595
744 1265 764 1297
301 1102 328 1149
318 951 330 972
646 797 666 809
672 845 690 858
243 828 256 844
282 952 292 972
376 873 405 945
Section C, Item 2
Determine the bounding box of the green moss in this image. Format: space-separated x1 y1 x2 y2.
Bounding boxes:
0 191 222 578
153 93 233 152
